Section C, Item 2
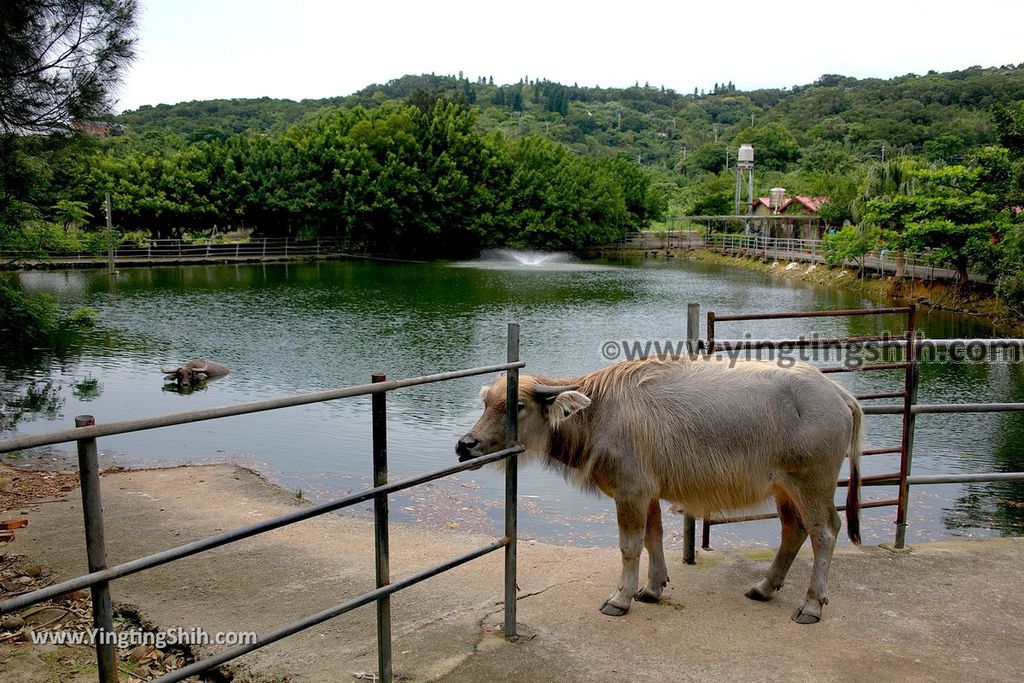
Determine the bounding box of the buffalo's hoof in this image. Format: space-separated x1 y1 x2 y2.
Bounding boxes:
599 600 630 616
744 586 772 602
635 587 662 603
791 605 822 624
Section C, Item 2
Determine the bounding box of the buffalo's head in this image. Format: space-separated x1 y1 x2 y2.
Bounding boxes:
456 375 591 466
160 362 210 386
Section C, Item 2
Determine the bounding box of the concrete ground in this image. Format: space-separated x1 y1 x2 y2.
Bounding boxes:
3 464 1023 682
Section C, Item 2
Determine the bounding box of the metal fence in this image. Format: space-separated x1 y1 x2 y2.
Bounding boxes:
703 233 981 283
0 324 524 683
1 237 353 265
685 303 1024 557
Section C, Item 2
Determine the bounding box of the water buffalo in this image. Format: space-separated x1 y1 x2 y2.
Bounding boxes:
457 357 862 624
160 360 230 386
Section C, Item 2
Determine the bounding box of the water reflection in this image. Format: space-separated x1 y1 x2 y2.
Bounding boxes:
2 257 1022 546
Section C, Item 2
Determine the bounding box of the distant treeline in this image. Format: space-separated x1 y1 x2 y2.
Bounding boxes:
4 99 664 257
116 65 1024 172
108 65 1024 218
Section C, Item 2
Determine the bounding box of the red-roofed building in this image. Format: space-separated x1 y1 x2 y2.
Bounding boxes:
749 193 829 239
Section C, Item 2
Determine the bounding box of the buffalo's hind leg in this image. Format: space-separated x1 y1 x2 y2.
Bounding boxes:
600 495 647 616
636 498 669 603
746 494 807 602
791 498 842 624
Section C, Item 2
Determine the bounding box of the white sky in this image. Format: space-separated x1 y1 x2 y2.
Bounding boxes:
115 0 1024 112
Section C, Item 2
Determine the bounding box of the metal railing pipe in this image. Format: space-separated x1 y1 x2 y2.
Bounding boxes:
911 402 1024 413
682 303 699 565
905 472 1024 484
371 373 392 681
152 538 509 683
75 416 118 683
709 306 913 322
0 362 526 454
895 306 919 549
0 445 523 614
863 403 1024 415
504 323 520 639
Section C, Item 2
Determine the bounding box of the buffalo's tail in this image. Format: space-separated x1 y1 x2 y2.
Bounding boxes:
843 391 864 545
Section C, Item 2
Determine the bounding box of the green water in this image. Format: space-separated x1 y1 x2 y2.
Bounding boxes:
2 255 1023 546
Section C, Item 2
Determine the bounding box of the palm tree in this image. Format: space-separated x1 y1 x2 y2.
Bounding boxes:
855 158 918 277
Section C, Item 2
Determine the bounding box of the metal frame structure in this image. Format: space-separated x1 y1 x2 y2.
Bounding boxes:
684 303 1024 556
0 324 524 683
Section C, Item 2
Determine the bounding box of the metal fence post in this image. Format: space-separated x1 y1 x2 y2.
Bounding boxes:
504 323 520 639
371 374 392 681
682 304 699 565
75 415 118 683
895 306 920 549
702 311 717 549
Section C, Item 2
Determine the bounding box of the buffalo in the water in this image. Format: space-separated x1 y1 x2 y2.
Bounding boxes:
161 360 230 387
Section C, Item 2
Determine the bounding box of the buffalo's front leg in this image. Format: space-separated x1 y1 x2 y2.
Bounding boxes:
600 496 646 616
636 498 669 603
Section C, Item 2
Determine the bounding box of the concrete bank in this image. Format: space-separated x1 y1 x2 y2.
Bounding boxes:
3 464 1023 682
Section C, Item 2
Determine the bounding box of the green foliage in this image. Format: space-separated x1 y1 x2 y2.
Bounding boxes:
737 122 801 171
688 142 727 174
0 277 100 347
67 307 99 329
52 199 93 230
865 163 1006 283
19 99 658 255
823 225 881 269
11 63 1024 317
0 277 60 342
997 222 1024 317
687 190 732 216
0 1 138 134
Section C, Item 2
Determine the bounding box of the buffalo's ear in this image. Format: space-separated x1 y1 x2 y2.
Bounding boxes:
548 391 591 427
196 373 208 380
164 373 176 380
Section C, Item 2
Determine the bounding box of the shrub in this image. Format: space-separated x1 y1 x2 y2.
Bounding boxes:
0 278 60 342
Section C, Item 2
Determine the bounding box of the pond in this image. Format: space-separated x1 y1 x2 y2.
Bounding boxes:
2 254 1023 548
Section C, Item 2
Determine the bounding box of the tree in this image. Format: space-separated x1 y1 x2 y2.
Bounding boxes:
856 158 919 276
1 1 137 247
737 122 800 170
0 1 138 134
688 142 727 174
867 164 1005 284
822 225 881 274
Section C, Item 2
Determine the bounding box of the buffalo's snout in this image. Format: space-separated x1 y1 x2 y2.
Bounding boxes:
456 435 479 460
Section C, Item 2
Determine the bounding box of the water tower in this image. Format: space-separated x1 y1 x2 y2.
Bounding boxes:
734 143 754 215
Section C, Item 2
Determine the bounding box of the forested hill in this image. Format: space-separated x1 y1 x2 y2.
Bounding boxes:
116 64 1024 173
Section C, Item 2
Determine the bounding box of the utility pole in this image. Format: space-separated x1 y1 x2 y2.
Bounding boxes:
105 192 114 274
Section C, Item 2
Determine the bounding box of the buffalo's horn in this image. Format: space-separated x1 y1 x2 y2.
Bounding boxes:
532 383 580 399
192 362 208 372
160 366 177 374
